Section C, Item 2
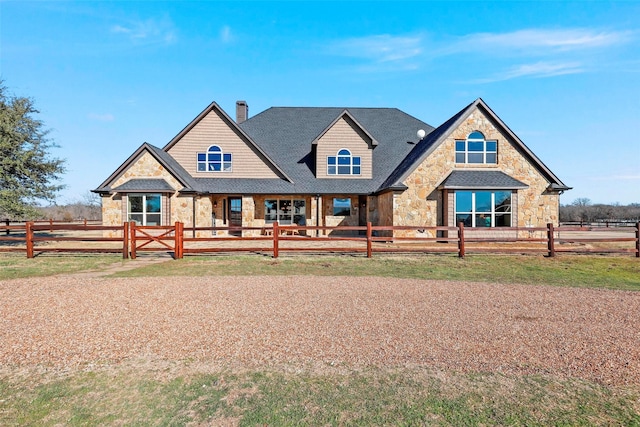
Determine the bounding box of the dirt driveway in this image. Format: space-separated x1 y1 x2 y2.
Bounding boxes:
1 275 638 385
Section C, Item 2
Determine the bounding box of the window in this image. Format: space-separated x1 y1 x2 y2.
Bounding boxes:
455 191 511 227
333 198 351 216
197 145 232 172
128 194 162 225
265 199 306 225
455 131 497 164
327 149 361 175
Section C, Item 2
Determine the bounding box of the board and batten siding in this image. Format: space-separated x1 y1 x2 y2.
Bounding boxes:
315 116 373 179
167 108 281 179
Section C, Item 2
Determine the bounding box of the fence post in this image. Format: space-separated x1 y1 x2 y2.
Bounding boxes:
273 221 279 258
547 223 556 257
26 221 34 258
4 219 9 236
457 222 465 258
122 222 129 259
635 222 639 258
174 222 183 259
130 221 137 259
366 222 373 258
49 218 53 232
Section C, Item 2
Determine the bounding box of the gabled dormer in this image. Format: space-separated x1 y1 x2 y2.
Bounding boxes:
313 110 377 179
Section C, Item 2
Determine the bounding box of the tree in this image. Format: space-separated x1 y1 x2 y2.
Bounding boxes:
0 82 65 219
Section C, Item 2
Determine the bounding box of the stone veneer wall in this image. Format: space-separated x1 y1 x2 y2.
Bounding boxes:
393 107 560 238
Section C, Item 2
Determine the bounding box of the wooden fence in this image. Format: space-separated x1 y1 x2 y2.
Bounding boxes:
1 221 638 259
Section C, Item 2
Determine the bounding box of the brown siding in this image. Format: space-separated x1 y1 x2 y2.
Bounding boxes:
166 108 281 179
316 117 373 179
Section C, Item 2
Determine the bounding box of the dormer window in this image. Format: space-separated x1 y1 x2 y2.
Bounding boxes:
197 145 232 172
455 131 497 164
327 149 361 175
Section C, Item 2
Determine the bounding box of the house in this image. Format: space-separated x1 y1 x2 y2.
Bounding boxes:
94 98 570 237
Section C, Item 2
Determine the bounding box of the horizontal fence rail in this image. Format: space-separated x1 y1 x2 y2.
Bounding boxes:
1 220 638 259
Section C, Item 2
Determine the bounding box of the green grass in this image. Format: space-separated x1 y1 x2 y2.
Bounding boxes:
1 366 638 426
111 254 640 290
0 254 124 280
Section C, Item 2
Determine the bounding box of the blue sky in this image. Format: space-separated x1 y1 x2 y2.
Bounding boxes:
1 1 639 205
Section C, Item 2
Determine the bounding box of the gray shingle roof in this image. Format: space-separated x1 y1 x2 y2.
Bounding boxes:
439 170 529 189
112 178 176 192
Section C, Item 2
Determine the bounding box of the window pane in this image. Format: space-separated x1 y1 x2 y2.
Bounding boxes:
338 165 350 174
338 149 350 155
265 200 277 223
468 153 483 163
146 195 161 213
333 198 351 216
495 214 511 227
338 156 350 165
469 131 484 140
128 196 143 213
455 153 465 163
328 156 336 165
353 166 361 175
468 141 483 151
455 191 472 212
495 191 511 212
294 199 306 225
128 214 143 224
223 162 232 171
476 214 491 227
146 214 161 226
197 153 206 161
210 153 221 161
223 153 232 161
486 153 497 164
475 191 492 212
486 141 497 152
455 141 465 152
197 163 206 171
328 165 336 175
456 214 471 227
352 157 361 165
209 146 221 152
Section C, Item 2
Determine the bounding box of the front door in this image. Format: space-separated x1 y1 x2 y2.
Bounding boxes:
358 195 367 235
228 197 242 236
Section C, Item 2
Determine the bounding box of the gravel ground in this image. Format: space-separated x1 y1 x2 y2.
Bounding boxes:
0 275 638 385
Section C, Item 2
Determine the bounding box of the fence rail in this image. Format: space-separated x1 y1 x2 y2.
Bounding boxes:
1 221 638 259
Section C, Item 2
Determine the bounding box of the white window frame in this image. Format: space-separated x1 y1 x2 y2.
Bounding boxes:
455 132 497 164
264 198 306 225
127 193 162 226
327 148 361 175
197 145 232 172
454 190 512 228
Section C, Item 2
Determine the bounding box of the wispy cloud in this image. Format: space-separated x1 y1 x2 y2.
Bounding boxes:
111 17 176 45
220 25 233 43
446 28 634 55
330 34 423 63
87 113 115 122
475 61 585 83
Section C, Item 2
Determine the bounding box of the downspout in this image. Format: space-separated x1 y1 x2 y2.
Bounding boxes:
192 195 196 238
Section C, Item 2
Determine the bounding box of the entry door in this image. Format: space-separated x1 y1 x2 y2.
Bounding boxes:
228 197 242 236
358 195 367 235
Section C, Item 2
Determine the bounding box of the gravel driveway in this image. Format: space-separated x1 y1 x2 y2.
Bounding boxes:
1 275 638 385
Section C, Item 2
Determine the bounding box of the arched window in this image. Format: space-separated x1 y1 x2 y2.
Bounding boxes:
327 149 361 175
197 145 232 172
455 131 497 164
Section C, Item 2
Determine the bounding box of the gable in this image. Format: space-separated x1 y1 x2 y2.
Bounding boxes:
111 152 183 192
165 107 284 179
315 115 374 179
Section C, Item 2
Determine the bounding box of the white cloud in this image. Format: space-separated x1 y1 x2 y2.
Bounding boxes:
220 25 233 43
330 34 423 63
110 17 176 45
476 61 585 83
88 113 115 122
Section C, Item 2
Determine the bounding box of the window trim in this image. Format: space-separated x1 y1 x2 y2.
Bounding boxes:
454 190 512 228
327 148 361 175
127 193 162 226
332 197 352 216
455 131 497 164
197 145 232 172
264 198 306 225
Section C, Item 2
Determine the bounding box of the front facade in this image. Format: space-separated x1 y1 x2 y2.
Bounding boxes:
95 99 570 237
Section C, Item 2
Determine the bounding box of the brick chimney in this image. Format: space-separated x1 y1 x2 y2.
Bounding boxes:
236 100 248 123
